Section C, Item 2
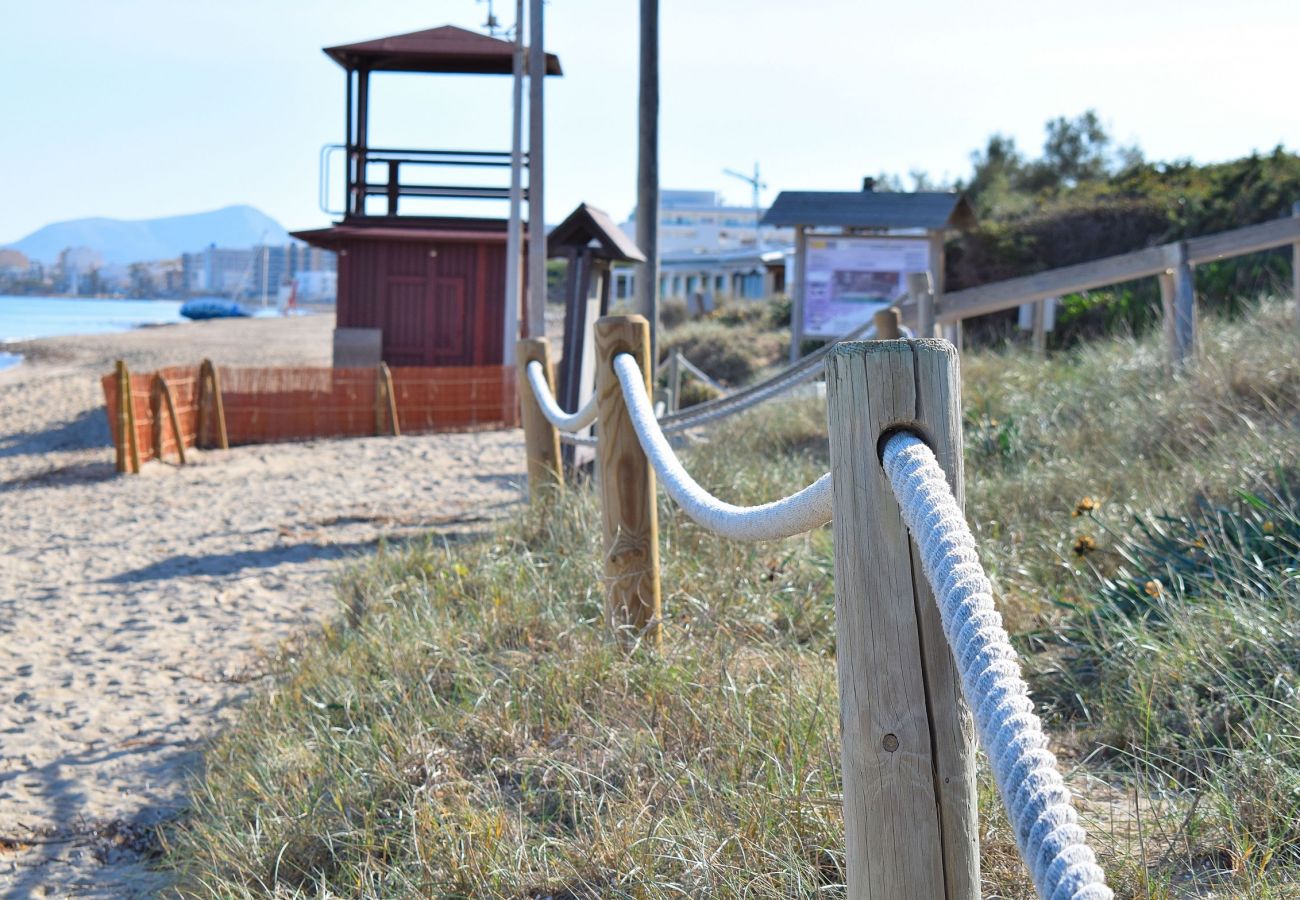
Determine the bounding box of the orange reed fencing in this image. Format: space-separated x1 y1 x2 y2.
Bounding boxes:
102 360 518 473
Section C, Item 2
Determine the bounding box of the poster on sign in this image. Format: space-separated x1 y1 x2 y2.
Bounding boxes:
802 236 931 338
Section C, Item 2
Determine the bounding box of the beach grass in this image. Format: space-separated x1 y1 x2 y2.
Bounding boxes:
165 299 1300 898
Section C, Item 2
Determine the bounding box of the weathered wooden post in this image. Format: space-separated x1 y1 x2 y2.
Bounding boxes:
114 360 134 474
151 374 187 465
824 338 978 900
516 338 563 502
1171 241 1196 364
908 271 935 339
1292 201 1299 331
594 315 661 647
872 306 902 340
1157 268 1178 367
1030 300 1047 356
667 349 683 413
374 362 400 437
197 359 229 450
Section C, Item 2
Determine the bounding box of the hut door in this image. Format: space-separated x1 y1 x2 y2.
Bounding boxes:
427 275 468 364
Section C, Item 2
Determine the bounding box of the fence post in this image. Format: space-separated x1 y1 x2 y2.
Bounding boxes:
197 359 229 450
516 338 563 502
375 362 400 437
825 338 978 900
908 272 934 338
667 349 682 413
1157 269 1177 367
1292 201 1299 331
1171 241 1196 364
114 360 132 474
149 374 188 466
594 314 661 648
872 306 902 339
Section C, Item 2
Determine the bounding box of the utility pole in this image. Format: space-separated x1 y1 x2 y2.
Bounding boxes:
635 0 660 363
526 0 546 338
723 162 766 248
502 0 524 363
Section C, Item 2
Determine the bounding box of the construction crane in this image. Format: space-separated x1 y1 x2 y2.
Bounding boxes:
723 162 767 248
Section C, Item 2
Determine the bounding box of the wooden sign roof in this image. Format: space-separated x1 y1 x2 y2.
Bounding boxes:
547 203 646 262
762 190 975 231
324 25 562 76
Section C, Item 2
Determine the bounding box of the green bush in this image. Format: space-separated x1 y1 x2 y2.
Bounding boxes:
659 320 786 386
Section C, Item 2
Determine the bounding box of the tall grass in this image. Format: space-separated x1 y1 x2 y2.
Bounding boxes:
167 299 1300 898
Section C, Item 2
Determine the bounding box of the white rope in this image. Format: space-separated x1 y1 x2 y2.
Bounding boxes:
882 432 1112 900
525 360 597 432
613 352 832 540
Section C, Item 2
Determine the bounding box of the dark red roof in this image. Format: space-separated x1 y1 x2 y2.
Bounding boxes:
292 218 512 248
324 25 562 76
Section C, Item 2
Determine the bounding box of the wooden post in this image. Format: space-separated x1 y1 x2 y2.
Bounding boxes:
1157 270 1178 367
790 225 808 361
908 271 934 339
825 338 979 900
114 360 130 474
121 363 141 475
151 374 187 465
375 362 400 436
1030 299 1047 356
1171 241 1196 364
667 348 682 413
594 315 661 647
1292 201 1299 331
197 359 229 450
872 306 902 340
516 338 563 501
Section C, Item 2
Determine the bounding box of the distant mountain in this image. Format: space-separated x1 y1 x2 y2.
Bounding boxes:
2 205 292 265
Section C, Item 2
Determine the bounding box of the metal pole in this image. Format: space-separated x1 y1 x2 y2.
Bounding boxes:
635 0 660 364
502 0 525 364
526 0 546 338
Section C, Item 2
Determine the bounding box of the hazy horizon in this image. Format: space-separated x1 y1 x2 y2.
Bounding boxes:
4 0 1297 244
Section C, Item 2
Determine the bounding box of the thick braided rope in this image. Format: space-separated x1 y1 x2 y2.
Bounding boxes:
882 433 1111 900
525 360 598 432
613 353 832 540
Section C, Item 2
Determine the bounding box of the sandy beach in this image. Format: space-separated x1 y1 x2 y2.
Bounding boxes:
0 314 526 896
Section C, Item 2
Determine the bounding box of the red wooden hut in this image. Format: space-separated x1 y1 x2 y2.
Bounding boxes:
292 26 561 372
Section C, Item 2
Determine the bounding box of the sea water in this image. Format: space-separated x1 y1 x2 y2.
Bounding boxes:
0 296 287 373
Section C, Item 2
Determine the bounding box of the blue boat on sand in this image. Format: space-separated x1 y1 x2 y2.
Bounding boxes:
180 299 251 321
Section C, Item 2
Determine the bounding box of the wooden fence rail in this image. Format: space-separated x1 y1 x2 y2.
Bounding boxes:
917 207 1300 364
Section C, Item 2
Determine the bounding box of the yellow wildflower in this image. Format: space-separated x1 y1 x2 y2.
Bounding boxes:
1144 580 1162 598
1262 521 1275 534
1072 534 1097 556
1072 496 1100 518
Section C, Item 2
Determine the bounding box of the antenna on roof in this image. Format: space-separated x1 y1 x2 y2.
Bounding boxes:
723 162 768 249
479 0 502 36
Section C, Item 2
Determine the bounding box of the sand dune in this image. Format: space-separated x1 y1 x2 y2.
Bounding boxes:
0 315 525 896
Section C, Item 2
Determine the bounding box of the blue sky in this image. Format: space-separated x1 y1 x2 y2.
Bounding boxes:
2 0 1297 243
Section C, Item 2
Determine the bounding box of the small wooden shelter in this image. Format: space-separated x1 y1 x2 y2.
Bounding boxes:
292 26 562 370
547 204 645 413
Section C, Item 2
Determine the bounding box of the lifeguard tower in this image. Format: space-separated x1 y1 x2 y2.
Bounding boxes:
293 26 561 370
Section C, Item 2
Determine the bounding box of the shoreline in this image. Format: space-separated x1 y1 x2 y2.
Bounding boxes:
0 314 525 895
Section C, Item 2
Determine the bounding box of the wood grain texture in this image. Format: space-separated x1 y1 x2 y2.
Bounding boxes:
114 360 129 474
375 362 401 437
825 339 978 900
907 272 934 339
151 374 186 465
1172 243 1197 365
516 338 563 502
594 315 661 647
873 307 902 340
197 359 229 450
1158 271 1177 367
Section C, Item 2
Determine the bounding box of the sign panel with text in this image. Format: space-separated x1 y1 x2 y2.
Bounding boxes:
801 236 931 338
